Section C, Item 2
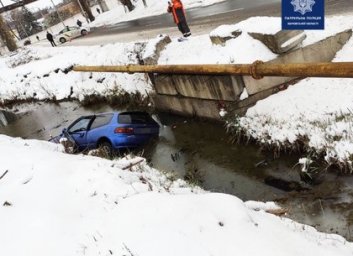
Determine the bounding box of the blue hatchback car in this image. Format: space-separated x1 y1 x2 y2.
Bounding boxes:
50 111 160 153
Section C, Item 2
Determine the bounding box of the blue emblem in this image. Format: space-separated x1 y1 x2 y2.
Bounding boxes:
291 0 316 15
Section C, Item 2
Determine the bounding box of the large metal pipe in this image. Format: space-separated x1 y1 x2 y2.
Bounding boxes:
73 61 353 79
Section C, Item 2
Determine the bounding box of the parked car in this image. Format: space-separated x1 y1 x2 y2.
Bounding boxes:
50 111 160 155
56 26 90 44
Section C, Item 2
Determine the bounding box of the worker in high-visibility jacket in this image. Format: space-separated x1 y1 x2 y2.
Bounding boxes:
167 0 191 38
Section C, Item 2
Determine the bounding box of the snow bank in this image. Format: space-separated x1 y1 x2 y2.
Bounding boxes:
0 43 151 102
1 134 353 256
210 17 281 37
90 0 226 28
158 33 276 64
230 15 353 169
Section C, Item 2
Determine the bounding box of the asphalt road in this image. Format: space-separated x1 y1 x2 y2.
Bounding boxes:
65 0 353 46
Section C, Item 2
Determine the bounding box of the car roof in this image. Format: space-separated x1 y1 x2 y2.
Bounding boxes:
79 111 149 118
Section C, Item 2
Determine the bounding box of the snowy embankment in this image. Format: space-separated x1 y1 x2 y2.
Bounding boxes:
0 43 151 103
1 134 353 256
90 0 226 28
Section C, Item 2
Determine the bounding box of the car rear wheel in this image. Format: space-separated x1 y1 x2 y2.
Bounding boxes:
98 141 113 159
59 37 66 43
81 29 88 36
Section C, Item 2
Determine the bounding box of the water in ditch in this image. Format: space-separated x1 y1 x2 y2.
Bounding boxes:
1 101 352 240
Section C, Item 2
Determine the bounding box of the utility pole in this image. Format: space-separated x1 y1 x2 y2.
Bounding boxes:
50 0 66 27
142 0 147 8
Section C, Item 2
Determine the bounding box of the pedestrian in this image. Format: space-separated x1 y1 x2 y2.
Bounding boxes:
36 35 40 41
76 19 82 27
46 31 56 47
96 7 101 14
167 0 191 39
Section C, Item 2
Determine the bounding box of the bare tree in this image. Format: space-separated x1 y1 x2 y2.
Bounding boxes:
0 14 17 51
77 0 95 21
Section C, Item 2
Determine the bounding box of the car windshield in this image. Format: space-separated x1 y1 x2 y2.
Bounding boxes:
59 27 78 34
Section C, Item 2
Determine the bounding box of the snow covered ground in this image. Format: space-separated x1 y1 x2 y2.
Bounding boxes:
90 0 226 28
1 134 353 256
0 43 152 102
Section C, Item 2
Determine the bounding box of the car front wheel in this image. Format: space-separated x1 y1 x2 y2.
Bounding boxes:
81 29 88 36
59 37 67 43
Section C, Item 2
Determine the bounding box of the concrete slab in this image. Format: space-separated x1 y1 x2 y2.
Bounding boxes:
249 30 306 54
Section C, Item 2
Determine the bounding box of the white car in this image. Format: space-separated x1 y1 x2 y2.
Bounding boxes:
56 26 90 44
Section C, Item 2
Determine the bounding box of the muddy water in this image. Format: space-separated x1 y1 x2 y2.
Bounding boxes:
1 102 352 240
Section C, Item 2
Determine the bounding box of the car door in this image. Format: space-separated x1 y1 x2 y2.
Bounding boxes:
86 114 114 149
71 27 80 38
67 116 94 150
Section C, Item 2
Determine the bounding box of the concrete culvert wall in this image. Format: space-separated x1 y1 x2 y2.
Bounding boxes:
154 74 244 101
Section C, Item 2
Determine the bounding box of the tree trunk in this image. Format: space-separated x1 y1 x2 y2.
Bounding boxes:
0 15 17 52
78 0 95 22
120 0 135 12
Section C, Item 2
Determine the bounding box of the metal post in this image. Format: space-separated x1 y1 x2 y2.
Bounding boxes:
18 18 29 37
50 0 66 27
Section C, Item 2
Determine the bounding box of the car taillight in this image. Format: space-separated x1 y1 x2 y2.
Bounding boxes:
114 127 134 134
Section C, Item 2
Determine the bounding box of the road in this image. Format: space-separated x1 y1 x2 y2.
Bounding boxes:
51 0 353 46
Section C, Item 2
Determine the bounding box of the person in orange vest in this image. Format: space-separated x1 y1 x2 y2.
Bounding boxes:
167 0 191 39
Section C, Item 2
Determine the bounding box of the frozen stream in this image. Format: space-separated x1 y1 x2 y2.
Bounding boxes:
1 102 353 240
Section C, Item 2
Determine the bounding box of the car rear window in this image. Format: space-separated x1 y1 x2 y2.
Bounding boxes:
90 114 113 129
118 113 154 124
